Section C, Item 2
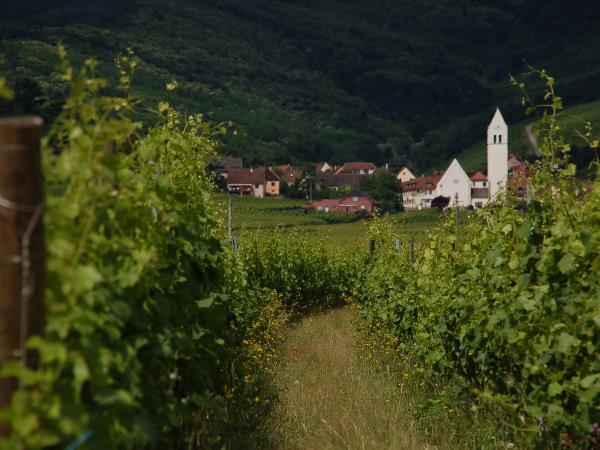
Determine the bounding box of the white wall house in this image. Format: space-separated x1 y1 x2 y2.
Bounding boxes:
487 108 509 199
436 159 472 208
470 171 489 209
396 166 416 183
401 176 441 210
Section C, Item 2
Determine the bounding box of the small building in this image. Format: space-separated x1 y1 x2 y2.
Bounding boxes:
396 166 416 183
337 192 376 213
273 164 304 185
471 188 490 209
307 199 341 213
212 157 243 178
226 167 280 198
508 153 532 198
402 175 441 210
304 191 375 214
314 173 364 191
470 170 488 188
470 171 489 208
314 162 332 173
335 162 377 175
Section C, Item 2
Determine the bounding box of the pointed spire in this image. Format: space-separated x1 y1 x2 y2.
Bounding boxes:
489 107 507 128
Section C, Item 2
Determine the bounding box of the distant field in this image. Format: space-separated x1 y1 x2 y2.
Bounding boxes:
216 194 465 251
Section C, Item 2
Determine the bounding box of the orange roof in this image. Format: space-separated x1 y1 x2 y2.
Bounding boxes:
470 171 488 182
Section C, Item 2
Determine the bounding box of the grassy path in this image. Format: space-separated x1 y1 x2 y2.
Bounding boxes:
269 308 421 450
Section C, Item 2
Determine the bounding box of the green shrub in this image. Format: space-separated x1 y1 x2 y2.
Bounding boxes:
238 229 355 313
355 71 600 447
0 50 337 450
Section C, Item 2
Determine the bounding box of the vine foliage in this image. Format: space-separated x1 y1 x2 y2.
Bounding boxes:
355 70 600 447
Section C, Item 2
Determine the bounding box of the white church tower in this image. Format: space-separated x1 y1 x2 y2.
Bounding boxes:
487 108 508 199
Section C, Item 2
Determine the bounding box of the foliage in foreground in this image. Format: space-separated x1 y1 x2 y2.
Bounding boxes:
238 229 355 314
0 54 342 449
355 72 600 448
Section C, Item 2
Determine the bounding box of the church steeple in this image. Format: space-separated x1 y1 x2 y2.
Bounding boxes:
486 108 508 199
487 108 508 145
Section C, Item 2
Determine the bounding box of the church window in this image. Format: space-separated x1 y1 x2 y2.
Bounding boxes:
493 135 497 144
499 135 502 143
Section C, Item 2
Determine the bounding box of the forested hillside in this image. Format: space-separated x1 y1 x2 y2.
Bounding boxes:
2 0 600 171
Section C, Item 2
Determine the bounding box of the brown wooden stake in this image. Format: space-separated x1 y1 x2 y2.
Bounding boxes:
0 116 45 426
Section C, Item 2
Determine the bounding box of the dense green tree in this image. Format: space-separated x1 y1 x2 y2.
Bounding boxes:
359 172 402 213
1 0 599 171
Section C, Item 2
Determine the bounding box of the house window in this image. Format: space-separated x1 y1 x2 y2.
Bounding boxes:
255 183 259 188
352 196 358 201
360 204 365 210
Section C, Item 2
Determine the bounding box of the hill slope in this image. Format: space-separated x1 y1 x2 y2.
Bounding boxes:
2 0 600 172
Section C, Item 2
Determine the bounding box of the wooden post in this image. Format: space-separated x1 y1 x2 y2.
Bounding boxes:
0 116 45 418
395 239 400 253
231 235 238 254
227 193 232 242
409 238 415 264
369 239 375 256
454 192 459 235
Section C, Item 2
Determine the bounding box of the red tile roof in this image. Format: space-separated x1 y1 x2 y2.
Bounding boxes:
335 162 377 174
401 175 441 192
470 170 488 182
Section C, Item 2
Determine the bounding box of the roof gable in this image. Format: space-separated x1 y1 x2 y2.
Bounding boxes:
470 170 488 181
438 159 470 187
488 107 507 129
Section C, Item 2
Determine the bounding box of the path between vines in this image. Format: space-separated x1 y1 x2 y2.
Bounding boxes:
268 308 423 450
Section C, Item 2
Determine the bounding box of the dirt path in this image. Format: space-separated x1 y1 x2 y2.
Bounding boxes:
526 123 540 156
269 308 421 450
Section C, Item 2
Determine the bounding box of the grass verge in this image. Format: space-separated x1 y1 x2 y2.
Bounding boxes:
267 307 517 449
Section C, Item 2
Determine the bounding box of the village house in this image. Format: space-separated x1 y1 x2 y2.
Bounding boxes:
401 175 441 210
226 167 280 198
314 161 332 173
508 153 532 198
314 173 364 192
470 171 489 208
273 164 304 185
212 157 243 179
304 191 376 213
335 162 377 175
396 166 416 183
